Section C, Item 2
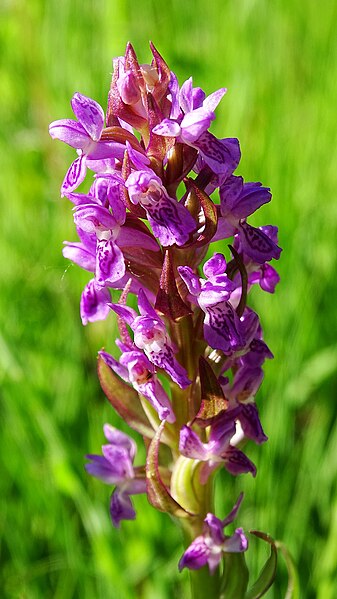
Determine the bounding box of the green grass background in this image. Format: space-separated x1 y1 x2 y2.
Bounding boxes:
1 0 337 597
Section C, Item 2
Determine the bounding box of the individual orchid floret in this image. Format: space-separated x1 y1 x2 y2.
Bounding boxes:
64 174 160 289
125 167 195 246
99 349 176 423
214 175 282 266
248 262 280 294
179 493 248 573
153 78 241 178
179 409 256 483
49 93 126 195
178 255 246 355
109 289 191 389
85 424 146 527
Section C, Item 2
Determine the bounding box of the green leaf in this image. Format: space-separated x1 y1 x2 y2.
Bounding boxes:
245 531 278 599
275 541 300 599
146 421 190 517
220 552 249 599
97 355 154 438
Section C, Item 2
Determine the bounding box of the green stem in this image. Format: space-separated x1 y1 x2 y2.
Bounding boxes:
189 566 221 599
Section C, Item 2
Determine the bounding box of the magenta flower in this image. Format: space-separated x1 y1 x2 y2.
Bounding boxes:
179 494 248 573
109 289 191 389
49 93 125 195
179 409 256 482
125 167 195 246
100 348 176 423
85 424 146 527
178 254 246 355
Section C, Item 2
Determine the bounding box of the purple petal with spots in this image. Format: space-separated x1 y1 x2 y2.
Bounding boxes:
223 445 256 477
232 182 271 219
80 279 110 325
71 92 104 142
177 266 201 297
95 239 125 287
179 426 209 460
203 301 246 354
238 221 282 263
152 118 181 137
194 132 241 177
61 155 87 195
240 403 268 444
203 253 227 278
147 345 191 389
74 204 118 234
146 194 195 247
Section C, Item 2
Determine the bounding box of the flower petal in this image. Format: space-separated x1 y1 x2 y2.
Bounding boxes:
49 119 90 149
95 239 125 287
71 92 104 141
203 301 246 354
178 535 210 571
110 489 136 528
179 426 209 460
146 194 195 247
80 279 110 325
61 155 87 196
238 221 282 263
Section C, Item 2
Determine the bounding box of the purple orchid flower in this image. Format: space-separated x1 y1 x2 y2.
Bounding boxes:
214 175 282 265
178 254 246 355
63 173 160 291
179 493 248 573
85 424 146 527
153 77 241 177
99 348 176 423
179 408 256 483
109 289 191 389
125 166 195 247
49 93 126 195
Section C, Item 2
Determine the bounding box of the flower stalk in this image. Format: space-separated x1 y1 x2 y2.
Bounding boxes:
49 42 282 597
